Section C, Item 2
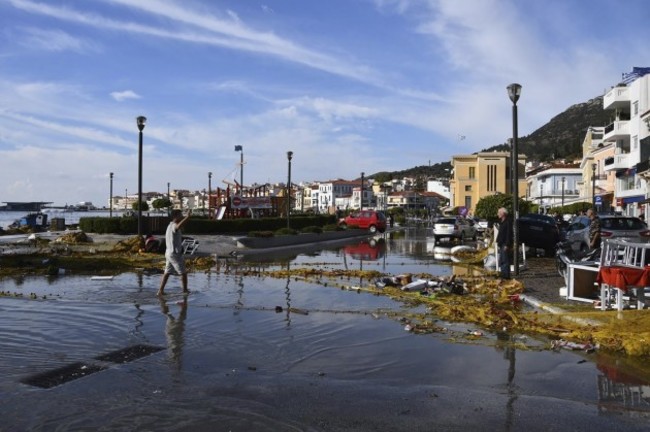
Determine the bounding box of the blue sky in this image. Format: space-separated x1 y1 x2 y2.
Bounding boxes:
1 0 649 207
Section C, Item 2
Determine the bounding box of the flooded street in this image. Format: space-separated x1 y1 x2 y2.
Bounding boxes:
2 229 650 431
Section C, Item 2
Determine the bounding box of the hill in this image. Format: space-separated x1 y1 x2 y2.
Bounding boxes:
370 94 611 180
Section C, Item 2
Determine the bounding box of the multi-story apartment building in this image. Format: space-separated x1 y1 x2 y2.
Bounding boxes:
602 67 650 216
318 179 359 213
526 164 581 212
450 151 526 215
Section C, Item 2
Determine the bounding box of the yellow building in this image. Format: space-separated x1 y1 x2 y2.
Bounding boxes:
450 151 526 215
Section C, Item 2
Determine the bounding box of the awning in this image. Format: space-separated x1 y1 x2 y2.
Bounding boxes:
639 197 650 205
622 195 645 204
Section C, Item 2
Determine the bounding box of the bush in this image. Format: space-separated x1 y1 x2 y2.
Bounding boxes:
300 226 323 234
248 230 274 238
275 227 299 236
322 223 342 232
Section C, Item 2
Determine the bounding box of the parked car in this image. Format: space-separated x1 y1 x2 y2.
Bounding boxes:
564 215 592 253
598 215 650 243
565 215 650 253
338 210 387 233
432 217 477 242
516 213 560 257
470 218 489 233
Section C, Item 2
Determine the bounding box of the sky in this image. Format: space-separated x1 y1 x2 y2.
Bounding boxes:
1 0 649 207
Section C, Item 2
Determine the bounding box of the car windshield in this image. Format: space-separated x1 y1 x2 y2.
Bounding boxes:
437 218 457 224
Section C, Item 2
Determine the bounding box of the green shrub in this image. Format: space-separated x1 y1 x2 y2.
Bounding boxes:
248 230 274 238
274 227 299 236
300 225 323 234
322 223 341 232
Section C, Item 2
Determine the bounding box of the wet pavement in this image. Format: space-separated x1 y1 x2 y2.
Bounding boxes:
2 229 650 431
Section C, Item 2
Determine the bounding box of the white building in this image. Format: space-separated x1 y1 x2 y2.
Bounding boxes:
426 179 450 200
602 67 650 216
526 165 582 212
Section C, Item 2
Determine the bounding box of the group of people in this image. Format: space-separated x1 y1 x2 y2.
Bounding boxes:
495 207 602 280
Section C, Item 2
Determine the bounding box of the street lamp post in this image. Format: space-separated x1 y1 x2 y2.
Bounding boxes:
592 163 597 208
208 172 212 218
109 172 114 217
167 182 171 215
136 115 147 242
235 145 243 194
287 151 293 228
561 177 565 209
507 83 522 277
125 188 128 210
360 172 365 210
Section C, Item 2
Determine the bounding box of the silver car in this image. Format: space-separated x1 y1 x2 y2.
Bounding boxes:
564 215 591 253
565 215 650 253
432 217 477 243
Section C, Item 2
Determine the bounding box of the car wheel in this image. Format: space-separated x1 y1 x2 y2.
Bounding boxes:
369 225 377 234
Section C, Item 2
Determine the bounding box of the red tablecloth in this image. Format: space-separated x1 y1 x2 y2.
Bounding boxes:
596 266 650 292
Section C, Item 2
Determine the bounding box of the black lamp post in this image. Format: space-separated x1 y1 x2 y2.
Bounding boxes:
561 176 565 209
109 172 114 217
208 172 212 218
592 163 597 208
287 151 293 228
136 115 147 240
167 182 171 215
360 172 365 210
507 83 522 276
125 188 128 210
235 145 243 193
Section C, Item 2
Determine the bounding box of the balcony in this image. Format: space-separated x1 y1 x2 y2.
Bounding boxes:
603 120 630 142
603 153 633 171
603 86 630 110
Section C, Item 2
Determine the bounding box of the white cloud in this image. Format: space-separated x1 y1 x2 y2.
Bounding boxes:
17 26 100 53
110 90 141 102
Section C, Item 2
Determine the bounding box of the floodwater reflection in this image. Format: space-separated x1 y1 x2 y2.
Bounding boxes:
159 296 187 373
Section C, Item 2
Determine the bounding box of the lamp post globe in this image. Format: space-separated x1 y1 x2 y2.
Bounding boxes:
136 116 146 244
506 83 521 276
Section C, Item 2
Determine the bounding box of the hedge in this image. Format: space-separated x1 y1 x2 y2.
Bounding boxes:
79 214 336 235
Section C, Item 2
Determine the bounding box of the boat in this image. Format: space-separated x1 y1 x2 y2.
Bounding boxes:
9 212 49 230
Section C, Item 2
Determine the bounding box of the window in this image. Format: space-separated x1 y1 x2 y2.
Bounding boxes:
469 167 476 179
464 196 472 209
465 185 472 191
634 101 639 116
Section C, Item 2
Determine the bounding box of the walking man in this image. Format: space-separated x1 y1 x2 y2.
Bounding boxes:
496 207 513 280
158 209 192 296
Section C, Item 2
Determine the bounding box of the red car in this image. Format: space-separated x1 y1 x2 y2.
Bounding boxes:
338 210 387 233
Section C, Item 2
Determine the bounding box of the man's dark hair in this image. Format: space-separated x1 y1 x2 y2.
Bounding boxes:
171 209 182 218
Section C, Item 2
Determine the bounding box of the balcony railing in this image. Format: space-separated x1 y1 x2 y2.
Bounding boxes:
604 153 632 171
603 120 630 141
603 86 630 110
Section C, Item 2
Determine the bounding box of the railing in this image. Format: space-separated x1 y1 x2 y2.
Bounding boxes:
603 120 630 141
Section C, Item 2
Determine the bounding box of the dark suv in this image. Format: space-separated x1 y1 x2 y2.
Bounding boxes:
516 213 560 257
338 210 387 233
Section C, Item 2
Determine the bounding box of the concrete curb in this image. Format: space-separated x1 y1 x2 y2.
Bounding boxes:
520 294 601 326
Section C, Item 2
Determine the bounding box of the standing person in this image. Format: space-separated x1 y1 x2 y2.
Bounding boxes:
587 208 601 251
158 209 192 296
496 207 513 280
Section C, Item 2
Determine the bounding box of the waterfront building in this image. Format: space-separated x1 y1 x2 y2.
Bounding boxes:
450 151 526 215
602 67 650 216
